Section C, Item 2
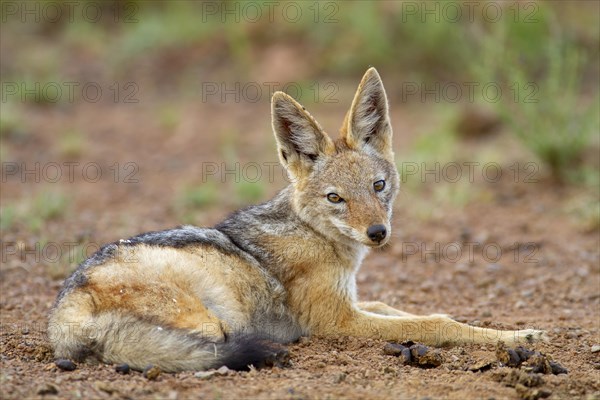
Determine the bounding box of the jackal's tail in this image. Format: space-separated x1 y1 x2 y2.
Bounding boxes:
48 312 287 372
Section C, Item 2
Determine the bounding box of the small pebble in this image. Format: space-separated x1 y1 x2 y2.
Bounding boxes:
143 365 161 380
591 345 600 353
382 366 395 374
115 363 130 374
36 383 58 395
215 366 230 375
168 391 178 400
468 358 495 372
260 347 291 368
297 336 310 345
94 381 115 395
333 372 346 383
498 369 544 388
55 359 76 371
486 263 503 272
194 370 216 380
565 331 579 339
515 384 552 400
515 300 527 309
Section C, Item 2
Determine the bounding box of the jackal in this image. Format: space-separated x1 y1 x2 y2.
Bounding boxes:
48 68 546 372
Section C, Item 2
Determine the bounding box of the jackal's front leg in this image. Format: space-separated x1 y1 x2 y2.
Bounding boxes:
356 301 416 317
335 310 547 346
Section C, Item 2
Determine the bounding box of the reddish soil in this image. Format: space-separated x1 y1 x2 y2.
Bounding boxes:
1 96 599 399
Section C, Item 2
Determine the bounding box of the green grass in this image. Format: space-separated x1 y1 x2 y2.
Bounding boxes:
26 191 70 232
175 182 221 224
565 193 600 233
0 104 27 140
48 242 86 280
158 106 181 134
175 181 219 212
398 104 459 190
502 45 598 182
58 130 85 158
2 191 70 233
179 182 219 209
0 205 17 231
35 190 68 220
470 5 599 183
9 79 63 106
234 180 265 206
2 1 597 190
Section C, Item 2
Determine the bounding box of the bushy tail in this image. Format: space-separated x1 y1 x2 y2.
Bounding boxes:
49 312 287 372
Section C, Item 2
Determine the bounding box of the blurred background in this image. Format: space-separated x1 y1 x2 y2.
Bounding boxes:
1 0 599 276
2 4 600 397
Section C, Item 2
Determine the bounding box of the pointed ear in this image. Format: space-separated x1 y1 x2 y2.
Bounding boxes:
271 91 334 180
342 67 394 160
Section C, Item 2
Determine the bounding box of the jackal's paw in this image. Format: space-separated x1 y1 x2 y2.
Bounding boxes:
511 329 549 344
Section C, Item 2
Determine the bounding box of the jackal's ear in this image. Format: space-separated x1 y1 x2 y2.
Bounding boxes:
272 91 334 179
342 67 394 160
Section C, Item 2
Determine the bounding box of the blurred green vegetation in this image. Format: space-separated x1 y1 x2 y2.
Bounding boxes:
0 103 26 140
0 190 70 233
471 6 600 183
4 2 597 86
2 0 598 187
157 106 181 134
0 204 17 231
58 129 85 158
28 190 70 232
48 241 85 279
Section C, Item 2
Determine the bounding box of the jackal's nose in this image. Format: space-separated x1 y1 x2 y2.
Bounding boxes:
367 224 387 243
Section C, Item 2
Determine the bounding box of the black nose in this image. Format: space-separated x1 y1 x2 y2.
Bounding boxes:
367 224 387 242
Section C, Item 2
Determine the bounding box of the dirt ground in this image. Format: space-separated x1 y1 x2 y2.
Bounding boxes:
1 95 599 399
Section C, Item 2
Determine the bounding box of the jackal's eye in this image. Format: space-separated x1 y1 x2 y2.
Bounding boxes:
373 180 386 192
327 193 344 203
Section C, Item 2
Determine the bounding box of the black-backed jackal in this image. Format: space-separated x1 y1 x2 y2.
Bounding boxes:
48 68 546 372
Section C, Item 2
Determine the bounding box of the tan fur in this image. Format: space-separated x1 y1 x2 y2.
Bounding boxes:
49 68 546 372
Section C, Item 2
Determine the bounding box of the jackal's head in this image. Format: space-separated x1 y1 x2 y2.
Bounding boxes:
271 68 399 248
